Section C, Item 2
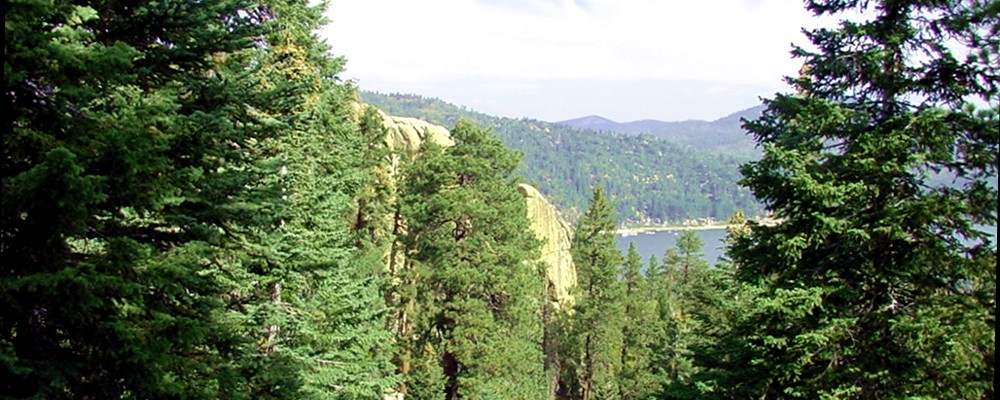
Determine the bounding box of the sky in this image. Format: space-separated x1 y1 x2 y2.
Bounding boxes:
321 0 831 123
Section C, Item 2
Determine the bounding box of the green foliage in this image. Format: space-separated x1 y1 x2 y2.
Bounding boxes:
2 0 397 397
360 91 764 225
4 0 275 396
396 121 547 398
716 1 998 398
258 84 398 398
647 230 726 399
560 186 625 400
679 211 763 398
616 243 661 399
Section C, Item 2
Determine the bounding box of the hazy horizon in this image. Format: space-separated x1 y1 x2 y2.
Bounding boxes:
362 88 766 124
323 0 842 123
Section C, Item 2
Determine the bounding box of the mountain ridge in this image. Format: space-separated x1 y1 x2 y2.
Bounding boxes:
557 105 765 159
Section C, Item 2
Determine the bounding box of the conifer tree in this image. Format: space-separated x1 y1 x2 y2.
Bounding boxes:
686 210 762 397
250 66 398 399
2 0 398 397
650 231 714 399
720 1 997 398
354 107 395 246
397 121 547 399
3 0 281 396
561 186 625 400
616 243 660 399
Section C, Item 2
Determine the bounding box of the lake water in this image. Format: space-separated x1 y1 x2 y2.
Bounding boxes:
616 229 729 266
616 225 997 267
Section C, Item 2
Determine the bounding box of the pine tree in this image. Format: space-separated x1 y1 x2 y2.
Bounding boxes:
354 106 396 247
2 0 399 397
164 1 399 396
397 121 547 399
251 68 398 399
687 211 763 397
650 231 715 399
674 231 710 287
561 186 625 400
616 243 660 399
720 1 997 398
3 0 282 397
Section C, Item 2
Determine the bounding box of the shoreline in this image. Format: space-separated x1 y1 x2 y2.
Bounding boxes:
614 217 780 235
616 224 730 235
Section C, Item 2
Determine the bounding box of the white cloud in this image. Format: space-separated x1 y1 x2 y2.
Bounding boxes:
321 0 829 121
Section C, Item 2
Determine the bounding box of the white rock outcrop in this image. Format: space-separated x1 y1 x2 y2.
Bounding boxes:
518 184 577 308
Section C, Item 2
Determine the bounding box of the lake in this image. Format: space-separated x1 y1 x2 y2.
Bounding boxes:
616 229 729 266
616 225 997 267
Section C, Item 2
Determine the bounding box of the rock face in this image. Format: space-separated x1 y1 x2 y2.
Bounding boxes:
381 114 453 154
353 103 453 175
518 184 577 308
359 102 576 308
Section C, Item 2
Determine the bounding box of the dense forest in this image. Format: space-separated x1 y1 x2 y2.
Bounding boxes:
3 0 996 399
361 91 765 225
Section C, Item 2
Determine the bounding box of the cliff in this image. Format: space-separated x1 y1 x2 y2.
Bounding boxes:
518 184 576 308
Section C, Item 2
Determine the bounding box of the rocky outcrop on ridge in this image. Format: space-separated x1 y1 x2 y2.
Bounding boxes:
381 113 453 154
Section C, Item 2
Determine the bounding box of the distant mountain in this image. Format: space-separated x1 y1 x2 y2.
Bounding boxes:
558 106 765 159
558 115 621 131
361 91 764 225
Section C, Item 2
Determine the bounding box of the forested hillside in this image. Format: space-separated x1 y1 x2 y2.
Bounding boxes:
361 91 764 224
